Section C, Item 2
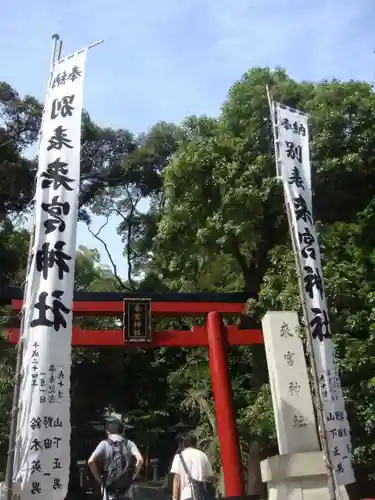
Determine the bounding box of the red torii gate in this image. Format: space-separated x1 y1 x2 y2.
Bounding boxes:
3 287 264 498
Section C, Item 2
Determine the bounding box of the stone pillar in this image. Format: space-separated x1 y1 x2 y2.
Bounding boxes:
260 311 338 499
262 311 319 454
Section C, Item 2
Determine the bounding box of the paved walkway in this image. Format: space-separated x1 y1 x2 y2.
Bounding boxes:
134 482 169 500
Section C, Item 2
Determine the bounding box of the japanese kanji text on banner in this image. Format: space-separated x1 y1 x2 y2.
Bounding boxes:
275 103 355 487
11 50 87 500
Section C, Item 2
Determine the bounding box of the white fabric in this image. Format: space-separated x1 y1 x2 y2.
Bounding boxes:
276 102 355 487
170 448 213 500
12 50 88 500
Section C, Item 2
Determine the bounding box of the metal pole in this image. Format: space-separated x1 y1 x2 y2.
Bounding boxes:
4 33 60 500
59 39 104 62
57 39 63 61
266 87 337 500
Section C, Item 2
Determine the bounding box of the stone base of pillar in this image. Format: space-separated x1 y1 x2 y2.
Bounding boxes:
261 451 349 499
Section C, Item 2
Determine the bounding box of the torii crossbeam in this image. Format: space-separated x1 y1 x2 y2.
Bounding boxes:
1 286 264 498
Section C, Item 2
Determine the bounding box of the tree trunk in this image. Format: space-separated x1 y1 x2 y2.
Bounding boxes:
246 440 264 498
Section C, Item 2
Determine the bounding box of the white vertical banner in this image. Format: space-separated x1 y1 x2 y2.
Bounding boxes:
12 50 87 500
275 103 355 487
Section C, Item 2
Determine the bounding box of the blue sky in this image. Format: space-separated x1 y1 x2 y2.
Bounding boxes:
1 0 374 277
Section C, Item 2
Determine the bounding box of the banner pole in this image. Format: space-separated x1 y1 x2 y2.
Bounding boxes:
4 34 60 500
266 87 337 500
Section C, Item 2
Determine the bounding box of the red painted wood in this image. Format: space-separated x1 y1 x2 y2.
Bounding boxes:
207 312 245 496
11 299 245 316
5 326 263 347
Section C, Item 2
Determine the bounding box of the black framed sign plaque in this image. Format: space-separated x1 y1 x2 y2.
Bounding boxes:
123 298 152 343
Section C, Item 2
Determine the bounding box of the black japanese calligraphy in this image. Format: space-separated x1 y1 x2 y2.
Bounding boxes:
333 445 340 457
44 416 54 428
41 158 74 191
52 71 67 88
31 344 39 358
288 166 305 190
294 195 313 224
335 463 344 474
280 321 293 338
48 364 57 403
310 307 331 341
51 95 75 120
31 342 39 376
69 66 82 81
319 375 329 401
288 382 301 396
293 120 306 136
36 241 72 280
327 411 345 422
31 460 42 474
303 266 323 300
53 478 62 490
32 436 62 450
40 372 47 392
30 417 42 430
285 141 302 163
30 438 43 451
54 417 63 427
292 414 307 428
41 195 70 234
329 428 348 439
53 458 62 469
42 416 63 428
53 436 62 448
284 351 295 366
31 482 42 495
280 117 306 136
47 125 73 151
44 438 53 449
51 66 82 88
57 369 64 387
298 227 316 260
280 117 291 131
31 363 39 384
328 374 341 393
30 290 71 332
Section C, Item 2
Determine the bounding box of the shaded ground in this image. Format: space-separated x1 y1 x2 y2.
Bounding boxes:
134 482 169 500
69 481 170 500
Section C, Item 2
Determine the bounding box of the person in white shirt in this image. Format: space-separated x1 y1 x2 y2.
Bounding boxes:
170 433 213 500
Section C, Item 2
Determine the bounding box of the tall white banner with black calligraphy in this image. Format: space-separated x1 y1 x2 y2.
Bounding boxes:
274 103 355 487
12 51 87 500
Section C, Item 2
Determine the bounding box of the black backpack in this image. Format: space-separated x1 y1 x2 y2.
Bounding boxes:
105 439 135 494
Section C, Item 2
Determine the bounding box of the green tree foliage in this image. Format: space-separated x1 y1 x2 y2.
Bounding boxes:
152 68 375 493
1 67 375 495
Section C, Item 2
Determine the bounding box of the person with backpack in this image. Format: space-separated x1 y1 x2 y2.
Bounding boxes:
88 419 144 500
170 433 215 500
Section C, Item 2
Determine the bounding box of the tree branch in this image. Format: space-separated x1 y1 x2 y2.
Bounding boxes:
230 234 249 280
113 188 142 289
86 216 132 291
